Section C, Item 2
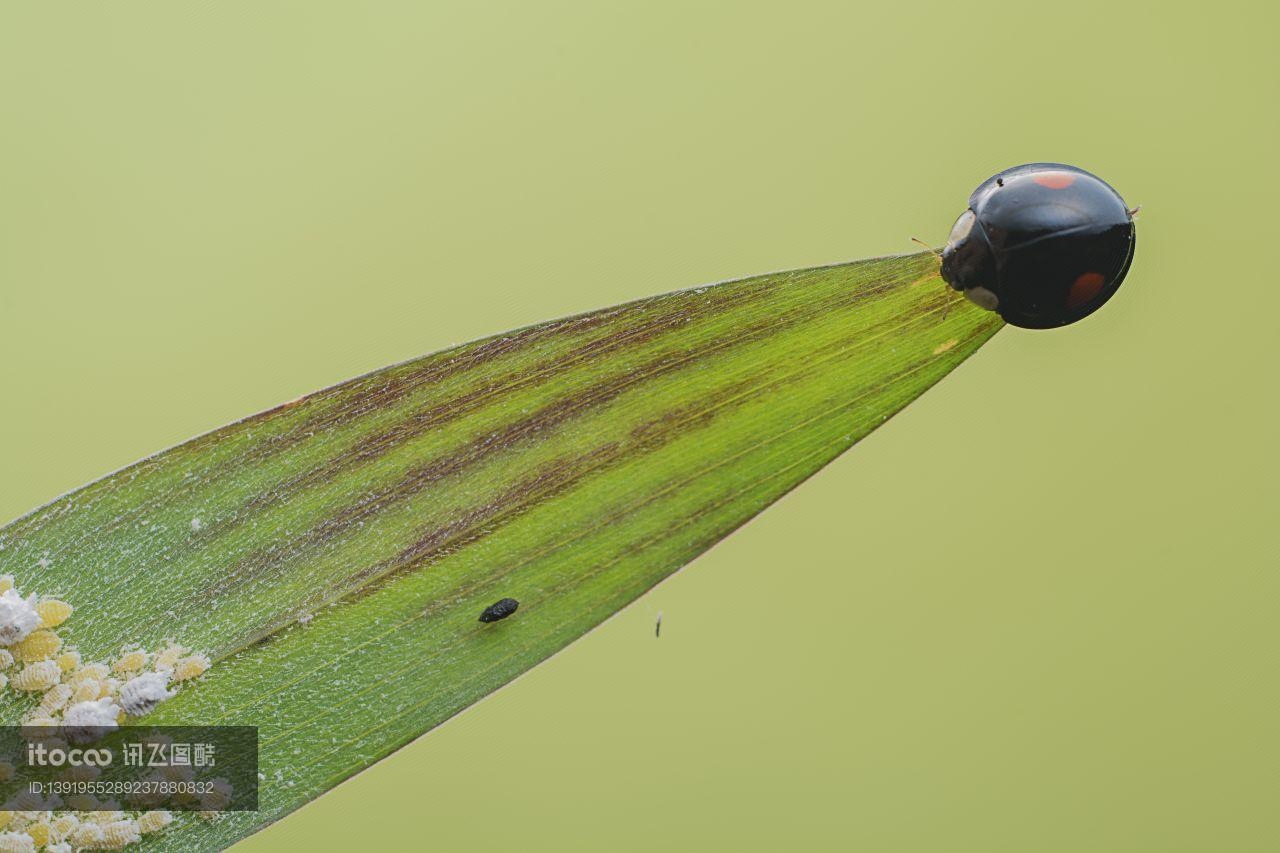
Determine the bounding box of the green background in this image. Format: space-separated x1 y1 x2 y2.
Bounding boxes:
1 2 1276 851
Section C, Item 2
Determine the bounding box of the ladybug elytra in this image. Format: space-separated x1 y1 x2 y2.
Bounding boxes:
479 597 520 623
939 163 1136 329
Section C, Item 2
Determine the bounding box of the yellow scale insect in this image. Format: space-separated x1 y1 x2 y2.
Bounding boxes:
67 663 109 684
112 649 148 674
24 821 49 847
171 653 211 682
14 629 62 663
152 642 188 671
35 598 72 629
0 578 206 850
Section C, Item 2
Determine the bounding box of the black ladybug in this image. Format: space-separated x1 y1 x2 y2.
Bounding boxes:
939 163 1136 329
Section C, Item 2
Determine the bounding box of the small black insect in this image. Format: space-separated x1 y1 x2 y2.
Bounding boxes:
939 163 1136 329
478 597 519 623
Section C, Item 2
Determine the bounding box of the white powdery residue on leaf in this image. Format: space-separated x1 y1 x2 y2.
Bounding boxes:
62 698 121 744
0 590 40 646
118 671 175 717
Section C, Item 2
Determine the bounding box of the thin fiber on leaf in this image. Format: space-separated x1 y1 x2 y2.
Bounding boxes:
0 251 1001 848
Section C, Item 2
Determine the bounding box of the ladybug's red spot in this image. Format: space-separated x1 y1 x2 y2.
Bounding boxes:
1032 171 1076 189
1068 272 1106 308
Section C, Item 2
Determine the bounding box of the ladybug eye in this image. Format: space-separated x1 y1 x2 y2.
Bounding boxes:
947 210 976 245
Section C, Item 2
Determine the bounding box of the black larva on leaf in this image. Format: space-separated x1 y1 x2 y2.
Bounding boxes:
478 598 519 623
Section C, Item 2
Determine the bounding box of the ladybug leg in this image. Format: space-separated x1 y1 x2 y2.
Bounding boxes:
940 285 966 324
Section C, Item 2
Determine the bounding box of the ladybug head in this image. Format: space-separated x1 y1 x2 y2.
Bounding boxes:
939 163 1137 329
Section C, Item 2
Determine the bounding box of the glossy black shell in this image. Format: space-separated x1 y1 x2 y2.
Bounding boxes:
939 163 1136 329
479 597 520 623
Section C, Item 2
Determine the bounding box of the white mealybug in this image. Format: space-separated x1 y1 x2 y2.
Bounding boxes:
39 683 73 715
23 715 60 735
0 831 34 853
61 698 121 744
129 772 168 809
0 590 40 646
0 649 12 669
46 844 71 853
136 810 173 834
71 679 103 704
67 823 104 850
49 814 80 840
161 763 197 784
58 763 100 783
85 809 125 825
9 789 45 812
199 777 234 811
97 819 141 849
118 671 175 717
11 661 61 692
64 793 102 812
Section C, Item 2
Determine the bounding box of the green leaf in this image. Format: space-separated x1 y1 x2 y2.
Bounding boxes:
0 250 1000 848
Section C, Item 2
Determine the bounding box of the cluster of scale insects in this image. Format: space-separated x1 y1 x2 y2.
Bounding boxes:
0 574 217 851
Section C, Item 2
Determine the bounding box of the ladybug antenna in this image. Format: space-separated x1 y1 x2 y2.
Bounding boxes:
910 236 942 256
1127 205 1142 219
